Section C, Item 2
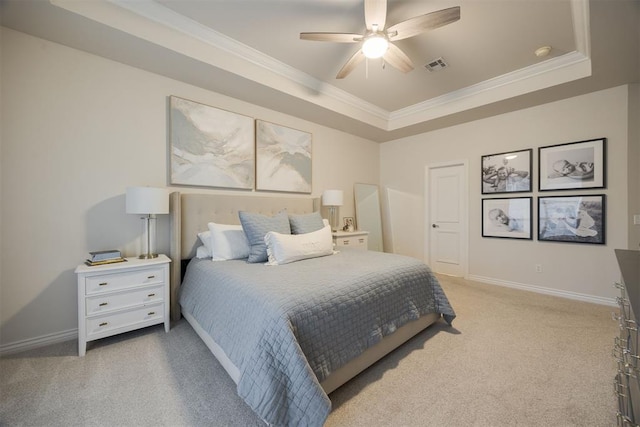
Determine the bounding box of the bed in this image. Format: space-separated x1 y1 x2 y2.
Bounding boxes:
169 192 455 426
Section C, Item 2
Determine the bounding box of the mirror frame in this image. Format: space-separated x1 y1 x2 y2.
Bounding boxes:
354 183 384 251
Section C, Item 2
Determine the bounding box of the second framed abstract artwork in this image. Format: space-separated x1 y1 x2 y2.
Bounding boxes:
256 120 312 193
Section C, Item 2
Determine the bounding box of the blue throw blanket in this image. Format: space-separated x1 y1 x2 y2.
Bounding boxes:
179 248 455 426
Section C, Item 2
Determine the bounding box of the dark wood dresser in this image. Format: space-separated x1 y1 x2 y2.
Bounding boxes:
614 249 640 426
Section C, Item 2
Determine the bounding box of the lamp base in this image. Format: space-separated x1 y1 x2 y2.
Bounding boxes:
328 206 339 232
138 253 159 259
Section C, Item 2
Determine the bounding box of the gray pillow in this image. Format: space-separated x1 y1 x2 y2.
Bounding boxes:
239 210 291 263
289 211 324 234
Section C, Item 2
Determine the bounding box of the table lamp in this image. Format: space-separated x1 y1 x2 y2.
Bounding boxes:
322 189 343 232
126 186 169 259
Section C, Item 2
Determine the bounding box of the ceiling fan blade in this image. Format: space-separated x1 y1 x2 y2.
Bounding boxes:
300 32 361 43
387 6 460 41
383 43 414 73
364 0 387 31
336 50 365 79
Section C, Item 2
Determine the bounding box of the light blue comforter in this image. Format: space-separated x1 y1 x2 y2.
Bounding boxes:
179 248 455 426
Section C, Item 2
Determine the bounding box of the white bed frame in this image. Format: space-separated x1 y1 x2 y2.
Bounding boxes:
169 191 439 394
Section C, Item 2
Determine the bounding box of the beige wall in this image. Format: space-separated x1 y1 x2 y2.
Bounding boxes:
381 85 634 303
0 28 379 349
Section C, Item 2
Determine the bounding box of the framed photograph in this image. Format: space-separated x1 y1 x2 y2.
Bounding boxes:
538 138 606 191
170 96 255 189
482 197 532 240
256 120 312 193
343 217 354 232
481 149 532 194
538 195 605 244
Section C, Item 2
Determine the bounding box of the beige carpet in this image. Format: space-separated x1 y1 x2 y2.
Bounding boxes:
0 275 617 426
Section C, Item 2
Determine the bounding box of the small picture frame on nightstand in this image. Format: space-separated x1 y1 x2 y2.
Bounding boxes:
343 217 354 232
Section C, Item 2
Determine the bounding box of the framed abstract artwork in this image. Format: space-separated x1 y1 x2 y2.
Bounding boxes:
481 149 532 194
481 197 532 240
169 96 254 189
538 138 606 191
538 195 605 244
256 120 312 193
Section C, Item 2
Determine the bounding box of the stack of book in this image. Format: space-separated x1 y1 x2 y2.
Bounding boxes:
85 249 126 266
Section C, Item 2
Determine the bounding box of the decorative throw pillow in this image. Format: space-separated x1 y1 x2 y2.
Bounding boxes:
265 225 334 265
206 222 250 261
239 210 291 263
289 211 325 234
195 244 212 259
197 231 213 255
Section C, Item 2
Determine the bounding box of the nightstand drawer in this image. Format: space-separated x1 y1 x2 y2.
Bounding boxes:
334 235 368 249
332 231 369 250
85 284 165 315
86 303 164 338
85 267 165 295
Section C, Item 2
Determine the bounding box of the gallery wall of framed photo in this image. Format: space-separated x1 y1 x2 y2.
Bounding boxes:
481 137 607 245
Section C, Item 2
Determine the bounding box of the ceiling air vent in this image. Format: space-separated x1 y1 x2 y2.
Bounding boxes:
424 57 448 72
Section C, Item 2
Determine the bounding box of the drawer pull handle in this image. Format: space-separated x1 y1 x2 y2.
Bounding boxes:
147 275 155 279
99 302 108 307
147 293 156 297
148 311 156 316
99 282 108 286
99 322 108 327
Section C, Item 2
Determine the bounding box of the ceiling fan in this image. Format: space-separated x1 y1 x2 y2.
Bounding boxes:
300 0 460 79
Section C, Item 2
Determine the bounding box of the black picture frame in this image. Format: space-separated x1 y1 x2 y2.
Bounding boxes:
538 195 606 244
481 149 532 194
482 197 533 240
538 138 606 191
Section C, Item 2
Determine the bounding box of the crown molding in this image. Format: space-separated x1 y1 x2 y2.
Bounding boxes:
388 51 592 129
53 0 591 133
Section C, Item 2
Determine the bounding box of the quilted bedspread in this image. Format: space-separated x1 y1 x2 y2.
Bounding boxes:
179 248 455 427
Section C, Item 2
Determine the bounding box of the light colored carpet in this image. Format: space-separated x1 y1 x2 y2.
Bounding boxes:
0 275 617 426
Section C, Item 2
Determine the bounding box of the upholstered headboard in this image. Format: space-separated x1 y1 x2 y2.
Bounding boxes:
168 192 320 320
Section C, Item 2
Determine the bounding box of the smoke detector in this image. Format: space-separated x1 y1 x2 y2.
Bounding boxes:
424 57 448 72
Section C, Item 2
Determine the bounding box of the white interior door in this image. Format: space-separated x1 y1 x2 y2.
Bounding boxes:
425 162 468 277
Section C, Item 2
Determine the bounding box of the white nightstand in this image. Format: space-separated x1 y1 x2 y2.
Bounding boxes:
332 230 369 250
75 254 171 356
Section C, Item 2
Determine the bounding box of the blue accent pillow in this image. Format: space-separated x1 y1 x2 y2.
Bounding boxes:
289 211 324 235
239 210 291 263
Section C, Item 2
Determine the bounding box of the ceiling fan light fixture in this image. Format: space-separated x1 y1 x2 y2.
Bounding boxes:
362 35 388 59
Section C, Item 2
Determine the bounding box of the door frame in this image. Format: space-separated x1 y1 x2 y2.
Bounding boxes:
424 160 469 278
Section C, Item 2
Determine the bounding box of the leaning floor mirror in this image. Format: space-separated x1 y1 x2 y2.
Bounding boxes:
354 183 384 252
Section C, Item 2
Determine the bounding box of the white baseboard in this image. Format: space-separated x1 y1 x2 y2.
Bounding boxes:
467 274 617 307
0 328 78 356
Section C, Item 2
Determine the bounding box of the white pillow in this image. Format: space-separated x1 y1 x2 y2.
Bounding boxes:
197 231 213 255
197 223 250 261
264 225 334 265
195 245 212 259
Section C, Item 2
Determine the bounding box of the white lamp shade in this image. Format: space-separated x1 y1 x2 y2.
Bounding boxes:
126 187 169 214
322 189 344 207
